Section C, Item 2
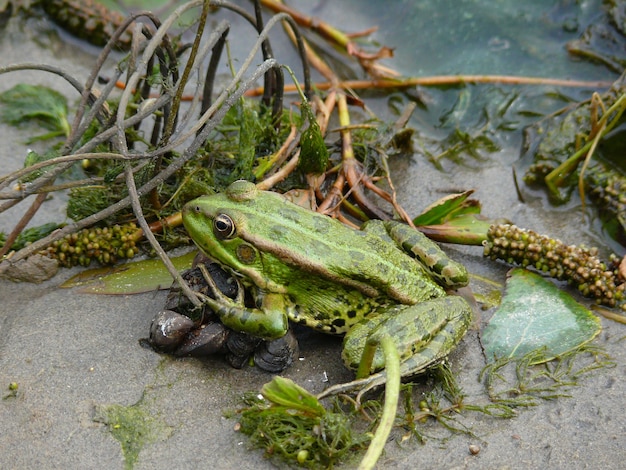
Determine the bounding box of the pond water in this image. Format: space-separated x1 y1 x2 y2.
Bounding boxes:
352 0 607 79
313 0 621 254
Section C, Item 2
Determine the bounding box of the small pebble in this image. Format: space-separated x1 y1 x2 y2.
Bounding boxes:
469 444 480 455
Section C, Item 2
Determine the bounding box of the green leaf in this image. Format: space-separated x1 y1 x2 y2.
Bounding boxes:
59 251 196 294
260 376 326 417
417 213 495 245
0 84 70 142
482 268 602 363
413 191 477 226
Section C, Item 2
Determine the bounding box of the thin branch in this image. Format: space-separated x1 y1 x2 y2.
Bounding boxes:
245 75 614 96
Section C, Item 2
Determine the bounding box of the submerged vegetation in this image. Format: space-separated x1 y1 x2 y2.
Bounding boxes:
235 347 613 469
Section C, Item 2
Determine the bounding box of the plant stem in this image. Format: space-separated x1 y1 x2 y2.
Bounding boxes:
358 336 400 470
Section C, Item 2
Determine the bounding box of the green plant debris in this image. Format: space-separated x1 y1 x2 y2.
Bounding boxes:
0 83 70 142
585 162 626 246
93 392 172 470
482 268 603 362
0 222 61 251
66 186 119 223
208 99 293 185
232 99 259 181
237 360 590 468
41 0 132 48
519 79 626 245
480 344 614 407
566 2 626 73
41 223 140 268
393 363 516 447
298 102 329 175
395 347 612 446
18 148 63 183
411 191 498 245
412 191 478 227
236 377 370 469
420 127 500 169
234 348 614 468
3 382 19 400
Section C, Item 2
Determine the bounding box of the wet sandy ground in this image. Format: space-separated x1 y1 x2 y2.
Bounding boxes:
1 6 625 469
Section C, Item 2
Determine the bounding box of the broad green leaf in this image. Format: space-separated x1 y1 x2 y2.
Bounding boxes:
60 251 196 294
0 84 70 142
260 376 326 417
482 268 602 363
418 213 494 245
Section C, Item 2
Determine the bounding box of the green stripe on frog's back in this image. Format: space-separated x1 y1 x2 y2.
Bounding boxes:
234 196 445 305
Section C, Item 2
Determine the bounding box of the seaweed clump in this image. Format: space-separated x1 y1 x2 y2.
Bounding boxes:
236 377 370 469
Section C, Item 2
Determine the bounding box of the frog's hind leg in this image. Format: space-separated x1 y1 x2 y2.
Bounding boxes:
343 295 472 379
394 302 470 379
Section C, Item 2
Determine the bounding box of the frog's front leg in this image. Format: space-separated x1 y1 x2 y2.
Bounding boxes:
342 296 472 378
366 220 469 288
197 264 289 340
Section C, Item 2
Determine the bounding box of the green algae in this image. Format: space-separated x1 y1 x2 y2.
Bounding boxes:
94 391 172 470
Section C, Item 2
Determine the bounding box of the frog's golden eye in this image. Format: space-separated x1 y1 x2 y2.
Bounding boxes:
213 213 236 239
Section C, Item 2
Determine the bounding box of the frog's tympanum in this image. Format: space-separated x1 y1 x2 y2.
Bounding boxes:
182 180 472 379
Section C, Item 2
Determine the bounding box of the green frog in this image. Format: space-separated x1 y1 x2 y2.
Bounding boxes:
182 180 472 382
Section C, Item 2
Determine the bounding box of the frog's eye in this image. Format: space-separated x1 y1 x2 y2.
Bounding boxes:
213 213 236 239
